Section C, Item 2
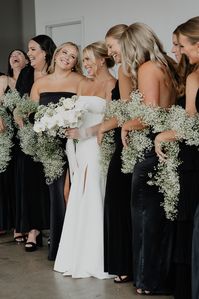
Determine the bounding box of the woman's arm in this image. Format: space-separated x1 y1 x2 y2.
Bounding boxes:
30 81 40 102
121 62 162 147
66 123 102 140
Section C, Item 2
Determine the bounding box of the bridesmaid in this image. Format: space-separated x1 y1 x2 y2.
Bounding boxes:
0 49 29 240
121 23 179 295
15 35 56 251
98 24 133 282
155 16 199 299
30 42 84 260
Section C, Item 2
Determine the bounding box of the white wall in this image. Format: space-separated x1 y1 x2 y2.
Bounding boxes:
34 0 199 59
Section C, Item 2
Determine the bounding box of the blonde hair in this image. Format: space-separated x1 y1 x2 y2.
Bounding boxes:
120 23 169 87
105 24 128 40
83 41 115 69
178 16 199 44
49 42 82 74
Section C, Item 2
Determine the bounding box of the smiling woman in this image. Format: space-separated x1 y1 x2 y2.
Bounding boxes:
54 41 117 279
14 34 56 254
30 41 84 260
0 49 29 239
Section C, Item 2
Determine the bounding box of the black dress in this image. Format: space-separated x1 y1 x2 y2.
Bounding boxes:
131 132 174 294
0 86 15 230
192 204 199 299
15 66 50 233
174 91 199 299
104 81 133 276
39 91 75 261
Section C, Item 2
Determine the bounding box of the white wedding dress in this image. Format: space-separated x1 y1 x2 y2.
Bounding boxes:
54 96 112 279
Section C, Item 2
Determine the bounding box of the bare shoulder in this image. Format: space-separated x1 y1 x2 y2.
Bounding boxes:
71 72 85 83
106 76 116 89
34 75 49 87
0 75 8 84
138 61 160 75
118 64 130 79
186 70 199 86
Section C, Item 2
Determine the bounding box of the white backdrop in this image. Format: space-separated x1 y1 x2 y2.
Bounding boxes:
34 0 199 59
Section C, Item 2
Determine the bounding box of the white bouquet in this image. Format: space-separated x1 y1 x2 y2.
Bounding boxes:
33 96 86 137
25 95 87 184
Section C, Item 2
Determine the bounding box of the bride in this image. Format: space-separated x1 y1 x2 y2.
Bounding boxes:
54 41 116 279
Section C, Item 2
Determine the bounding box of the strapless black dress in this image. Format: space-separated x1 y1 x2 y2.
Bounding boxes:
174 90 199 299
0 86 15 231
15 66 50 233
131 133 174 293
40 91 76 261
104 81 133 276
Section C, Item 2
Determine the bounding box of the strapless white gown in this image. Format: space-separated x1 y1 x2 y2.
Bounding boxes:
54 96 112 279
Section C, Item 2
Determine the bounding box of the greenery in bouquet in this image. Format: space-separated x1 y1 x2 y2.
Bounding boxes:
14 96 38 121
30 95 86 183
36 134 66 185
0 106 14 172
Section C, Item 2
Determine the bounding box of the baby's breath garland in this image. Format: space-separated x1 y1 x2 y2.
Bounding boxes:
14 97 38 121
148 141 181 221
36 134 66 185
121 129 153 173
169 104 199 146
0 106 14 172
121 90 169 173
100 99 130 175
0 89 21 112
148 104 199 220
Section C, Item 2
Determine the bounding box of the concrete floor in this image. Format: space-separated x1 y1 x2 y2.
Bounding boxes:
0 232 174 299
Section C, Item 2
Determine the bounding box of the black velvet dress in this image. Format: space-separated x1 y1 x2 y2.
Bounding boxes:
174 90 199 299
104 81 133 276
131 132 174 294
39 91 75 261
192 204 199 299
0 86 15 230
15 66 50 233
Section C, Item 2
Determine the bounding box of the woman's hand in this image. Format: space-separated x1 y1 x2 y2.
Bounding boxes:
121 120 133 148
13 108 24 128
97 130 104 145
97 123 104 145
154 134 167 161
0 116 6 133
65 128 80 139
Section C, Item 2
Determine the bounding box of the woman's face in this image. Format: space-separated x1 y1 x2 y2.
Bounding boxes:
9 50 28 70
105 36 121 64
83 51 101 78
179 34 199 65
171 33 182 63
55 44 78 70
27 40 46 69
